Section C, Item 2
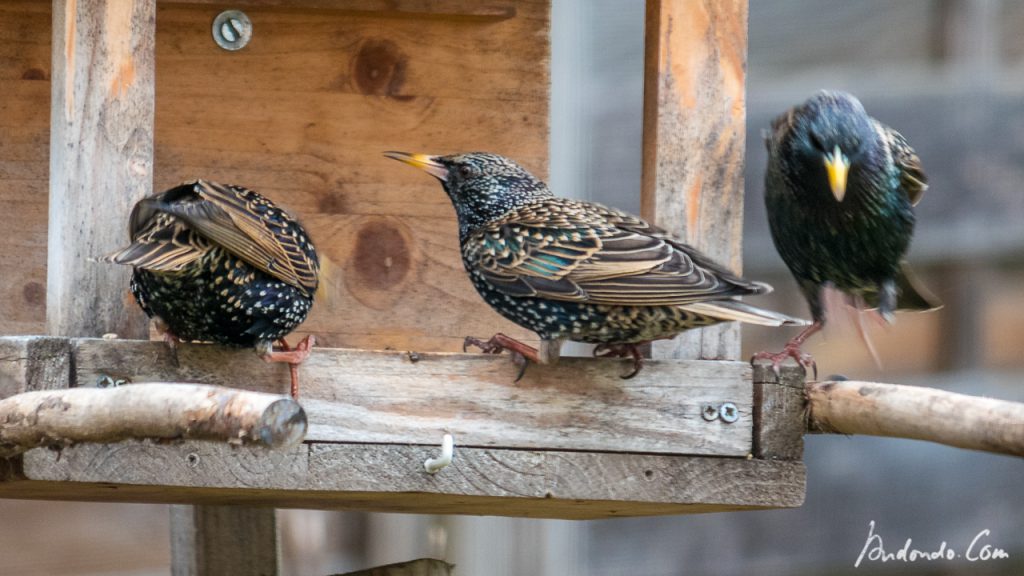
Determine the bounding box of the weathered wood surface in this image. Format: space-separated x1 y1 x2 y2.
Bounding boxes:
336 558 454 576
1 441 806 519
152 1 549 353
641 0 749 361
807 380 1024 458
0 383 306 457
7 336 754 457
0 0 550 352
170 505 279 576
752 360 805 460
0 2 52 337
48 0 154 339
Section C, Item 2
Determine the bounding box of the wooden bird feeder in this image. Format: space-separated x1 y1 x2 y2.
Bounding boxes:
0 0 807 572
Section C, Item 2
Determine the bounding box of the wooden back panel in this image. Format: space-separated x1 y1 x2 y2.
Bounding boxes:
0 1 549 351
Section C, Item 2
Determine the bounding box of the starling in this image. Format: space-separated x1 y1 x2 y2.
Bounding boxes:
385 151 806 378
103 180 319 398
756 91 941 373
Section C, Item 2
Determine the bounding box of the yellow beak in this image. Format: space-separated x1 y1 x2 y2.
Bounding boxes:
383 151 448 181
823 145 850 202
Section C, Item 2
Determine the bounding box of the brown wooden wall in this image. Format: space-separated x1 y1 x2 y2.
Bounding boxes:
0 0 548 351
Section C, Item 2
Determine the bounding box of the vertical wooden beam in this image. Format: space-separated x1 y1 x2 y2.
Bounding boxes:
641 0 748 361
170 505 280 576
48 0 154 339
751 361 806 460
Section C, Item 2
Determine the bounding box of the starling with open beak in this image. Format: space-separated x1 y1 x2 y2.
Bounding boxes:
386 151 806 379
756 91 941 374
103 180 319 398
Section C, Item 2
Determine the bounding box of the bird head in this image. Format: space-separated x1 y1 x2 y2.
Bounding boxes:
384 151 552 239
787 91 875 203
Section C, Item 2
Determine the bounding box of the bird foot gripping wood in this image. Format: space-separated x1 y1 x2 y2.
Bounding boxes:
261 335 316 399
592 343 645 379
463 333 537 382
750 344 817 380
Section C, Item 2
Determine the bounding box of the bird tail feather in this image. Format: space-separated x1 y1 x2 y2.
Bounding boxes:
681 300 810 327
894 262 942 312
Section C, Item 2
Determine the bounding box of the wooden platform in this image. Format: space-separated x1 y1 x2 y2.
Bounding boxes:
0 336 805 519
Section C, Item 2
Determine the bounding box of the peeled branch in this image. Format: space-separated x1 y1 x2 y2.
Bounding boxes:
0 383 306 457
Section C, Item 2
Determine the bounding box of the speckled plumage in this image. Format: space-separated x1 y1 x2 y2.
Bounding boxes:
105 180 319 395
387 151 805 376
764 91 939 323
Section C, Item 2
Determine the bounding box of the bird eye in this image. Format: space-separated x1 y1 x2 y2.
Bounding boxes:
808 132 826 152
459 165 475 178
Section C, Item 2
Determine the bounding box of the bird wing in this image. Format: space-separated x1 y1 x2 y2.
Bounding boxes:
103 211 210 271
466 200 767 306
880 123 928 207
148 180 319 295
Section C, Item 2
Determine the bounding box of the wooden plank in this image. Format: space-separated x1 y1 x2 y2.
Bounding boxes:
152 1 550 353
336 559 454 576
48 0 154 339
66 337 753 457
170 505 279 576
641 0 748 361
0 2 50 336
1 441 806 519
751 361 805 460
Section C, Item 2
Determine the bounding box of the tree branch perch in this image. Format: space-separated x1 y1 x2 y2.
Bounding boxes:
0 383 306 457
807 380 1024 457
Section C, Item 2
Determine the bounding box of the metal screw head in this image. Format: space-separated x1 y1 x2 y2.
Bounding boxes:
719 402 739 423
212 10 252 51
701 403 720 421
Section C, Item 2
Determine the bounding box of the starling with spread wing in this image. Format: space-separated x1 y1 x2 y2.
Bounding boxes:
104 180 319 398
386 151 806 378
757 91 941 373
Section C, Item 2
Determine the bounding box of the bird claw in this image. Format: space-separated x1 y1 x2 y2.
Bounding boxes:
750 346 818 380
593 344 645 379
463 336 505 355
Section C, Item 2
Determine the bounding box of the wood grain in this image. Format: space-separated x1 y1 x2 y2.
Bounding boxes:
807 380 1024 458
151 1 550 353
0 2 51 336
170 505 279 576
751 360 805 460
65 337 754 457
641 0 749 361
48 0 154 339
2 440 806 519
160 0 516 21
0 0 550 351
335 558 454 576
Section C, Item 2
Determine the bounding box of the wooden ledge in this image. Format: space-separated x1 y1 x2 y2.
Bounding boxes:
0 336 806 518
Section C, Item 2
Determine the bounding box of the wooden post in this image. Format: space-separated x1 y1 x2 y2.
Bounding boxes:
641 0 748 361
751 361 806 460
170 505 280 576
48 0 154 339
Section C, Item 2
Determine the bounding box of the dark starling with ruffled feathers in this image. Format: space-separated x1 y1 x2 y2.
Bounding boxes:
755 90 941 372
103 180 319 397
386 151 806 378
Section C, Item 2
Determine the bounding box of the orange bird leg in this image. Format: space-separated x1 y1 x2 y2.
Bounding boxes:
260 335 316 399
593 343 646 379
751 321 823 379
464 333 540 382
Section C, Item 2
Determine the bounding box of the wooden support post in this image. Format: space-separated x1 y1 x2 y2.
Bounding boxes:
170 505 280 576
642 0 749 361
48 0 154 339
751 361 806 460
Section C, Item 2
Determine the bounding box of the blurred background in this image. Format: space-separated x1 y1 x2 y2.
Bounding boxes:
2 1 1022 574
